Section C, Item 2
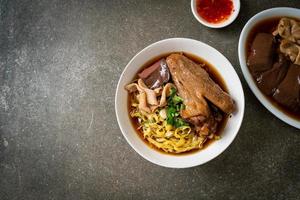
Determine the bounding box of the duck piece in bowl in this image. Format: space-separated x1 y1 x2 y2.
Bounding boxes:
166 54 235 136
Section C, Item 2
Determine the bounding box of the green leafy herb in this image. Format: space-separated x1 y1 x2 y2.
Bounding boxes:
174 118 188 127
169 87 176 97
180 104 185 111
166 87 189 128
172 95 183 104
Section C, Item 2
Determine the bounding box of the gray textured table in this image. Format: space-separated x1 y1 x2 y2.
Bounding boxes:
0 0 299 199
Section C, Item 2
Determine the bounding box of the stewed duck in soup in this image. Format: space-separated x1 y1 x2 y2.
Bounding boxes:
126 53 235 154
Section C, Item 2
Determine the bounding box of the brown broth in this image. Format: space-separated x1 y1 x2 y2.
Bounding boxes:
246 17 300 120
128 52 230 155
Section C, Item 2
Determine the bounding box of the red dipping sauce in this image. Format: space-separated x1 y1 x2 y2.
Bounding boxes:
196 0 234 24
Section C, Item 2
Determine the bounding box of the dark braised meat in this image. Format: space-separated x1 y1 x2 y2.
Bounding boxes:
247 33 275 76
138 58 170 89
257 54 289 95
273 64 300 112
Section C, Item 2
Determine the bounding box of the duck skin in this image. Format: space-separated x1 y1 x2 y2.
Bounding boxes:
166 54 235 133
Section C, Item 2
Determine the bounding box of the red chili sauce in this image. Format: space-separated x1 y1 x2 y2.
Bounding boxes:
196 0 234 24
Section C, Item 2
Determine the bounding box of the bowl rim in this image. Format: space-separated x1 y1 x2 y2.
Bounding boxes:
115 38 245 168
190 0 240 28
238 7 300 129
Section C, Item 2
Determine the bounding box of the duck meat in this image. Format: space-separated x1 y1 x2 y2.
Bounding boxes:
166 53 235 134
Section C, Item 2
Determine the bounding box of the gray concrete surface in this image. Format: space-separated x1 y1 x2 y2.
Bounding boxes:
0 0 299 199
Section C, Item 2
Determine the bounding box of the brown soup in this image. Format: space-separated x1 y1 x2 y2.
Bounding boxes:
246 17 300 120
128 52 230 155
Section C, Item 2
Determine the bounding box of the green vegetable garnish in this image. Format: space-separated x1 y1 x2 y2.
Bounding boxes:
180 104 185 111
166 87 189 128
174 118 189 127
169 87 177 96
172 95 183 104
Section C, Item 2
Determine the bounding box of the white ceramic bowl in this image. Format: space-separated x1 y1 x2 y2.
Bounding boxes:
238 7 300 129
115 38 245 168
191 0 240 28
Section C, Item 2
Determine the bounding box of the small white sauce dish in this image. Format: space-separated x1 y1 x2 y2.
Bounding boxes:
115 38 245 168
191 0 240 28
238 7 300 129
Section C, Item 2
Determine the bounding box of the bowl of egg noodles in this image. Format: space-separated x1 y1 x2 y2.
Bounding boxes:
115 38 244 168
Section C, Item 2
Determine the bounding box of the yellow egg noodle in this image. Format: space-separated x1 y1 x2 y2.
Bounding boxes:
130 99 207 153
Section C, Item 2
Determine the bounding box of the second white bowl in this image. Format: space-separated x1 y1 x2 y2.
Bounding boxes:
238 7 300 129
